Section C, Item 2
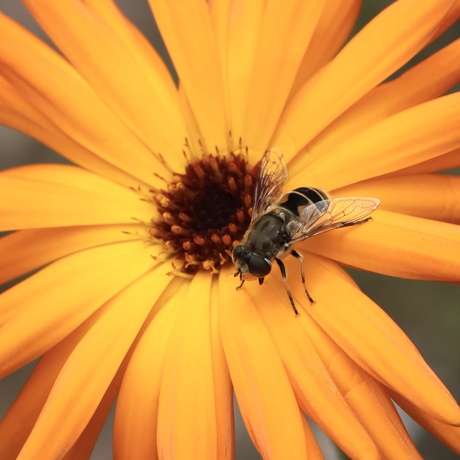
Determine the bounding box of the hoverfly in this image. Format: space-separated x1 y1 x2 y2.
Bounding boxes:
232 150 380 314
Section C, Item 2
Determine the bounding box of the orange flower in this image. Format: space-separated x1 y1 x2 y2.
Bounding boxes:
0 0 459 459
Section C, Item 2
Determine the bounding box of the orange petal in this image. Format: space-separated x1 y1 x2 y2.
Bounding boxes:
302 210 460 281
0 164 153 230
218 266 310 459
222 0 265 147
0 318 93 459
114 278 186 459
208 279 236 458
0 241 160 377
63 369 121 460
157 273 233 459
282 254 460 425
251 280 379 459
289 0 362 99
242 0 325 154
384 148 460 176
23 0 187 169
295 308 420 458
274 0 456 158
337 174 460 224
0 77 142 188
148 0 228 152
289 92 460 191
15 265 172 459
0 224 146 285
289 37 460 175
300 416 323 459
0 14 170 184
390 390 460 455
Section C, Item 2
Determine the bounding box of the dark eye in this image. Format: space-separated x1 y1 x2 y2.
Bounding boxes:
248 254 272 277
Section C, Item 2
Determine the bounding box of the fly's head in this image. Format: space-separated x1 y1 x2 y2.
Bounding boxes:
232 244 272 283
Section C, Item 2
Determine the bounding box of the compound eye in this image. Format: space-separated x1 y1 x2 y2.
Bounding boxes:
248 254 272 277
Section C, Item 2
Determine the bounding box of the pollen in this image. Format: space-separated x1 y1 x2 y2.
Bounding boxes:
150 152 256 274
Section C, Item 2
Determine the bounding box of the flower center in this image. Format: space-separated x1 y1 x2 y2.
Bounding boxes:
151 153 256 274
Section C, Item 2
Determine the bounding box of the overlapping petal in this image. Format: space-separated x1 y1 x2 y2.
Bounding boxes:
338 174 460 224
273 0 457 159
288 92 460 191
0 224 146 285
289 36 460 175
218 267 311 460
0 77 140 187
23 0 188 170
114 278 186 459
240 0 325 155
148 0 228 152
0 13 170 185
390 391 460 455
233 273 379 459
0 164 153 230
275 254 460 425
14 265 172 459
0 242 161 377
157 273 233 459
289 0 363 98
302 210 460 280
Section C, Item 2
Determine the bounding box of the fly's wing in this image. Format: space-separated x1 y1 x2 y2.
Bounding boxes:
251 149 288 222
290 197 380 242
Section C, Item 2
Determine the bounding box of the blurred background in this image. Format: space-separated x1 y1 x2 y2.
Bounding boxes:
0 1 459 458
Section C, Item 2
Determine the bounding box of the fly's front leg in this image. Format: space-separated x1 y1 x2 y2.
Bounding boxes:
234 271 245 290
291 249 315 304
275 258 299 315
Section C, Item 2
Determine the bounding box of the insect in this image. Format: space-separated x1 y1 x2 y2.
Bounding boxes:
232 150 380 315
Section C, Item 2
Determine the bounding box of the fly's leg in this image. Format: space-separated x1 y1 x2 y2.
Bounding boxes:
291 249 315 304
234 272 245 290
275 258 299 315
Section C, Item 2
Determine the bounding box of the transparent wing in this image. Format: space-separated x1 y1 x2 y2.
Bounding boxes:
251 149 288 222
290 197 380 242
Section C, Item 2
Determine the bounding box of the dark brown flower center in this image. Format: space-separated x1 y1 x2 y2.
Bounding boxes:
150 153 256 274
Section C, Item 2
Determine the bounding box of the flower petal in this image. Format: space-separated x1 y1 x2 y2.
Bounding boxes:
250 281 380 458
0 164 153 230
0 77 141 187
385 148 460 176
0 13 170 185
0 241 159 377
242 0 325 154
337 174 460 224
289 37 460 175
289 92 460 191
390 390 460 455
282 254 460 425
0 224 145 285
293 305 421 458
15 264 172 459
213 0 264 149
114 278 186 459
0 319 92 459
23 0 188 169
302 210 460 281
289 0 362 98
148 0 228 151
218 266 313 460
273 0 456 158
157 273 234 459
64 369 121 460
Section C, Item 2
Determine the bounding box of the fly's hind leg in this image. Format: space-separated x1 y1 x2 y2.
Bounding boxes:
291 249 315 304
275 258 299 315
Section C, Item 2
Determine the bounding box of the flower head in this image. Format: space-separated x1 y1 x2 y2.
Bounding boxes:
0 0 460 459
